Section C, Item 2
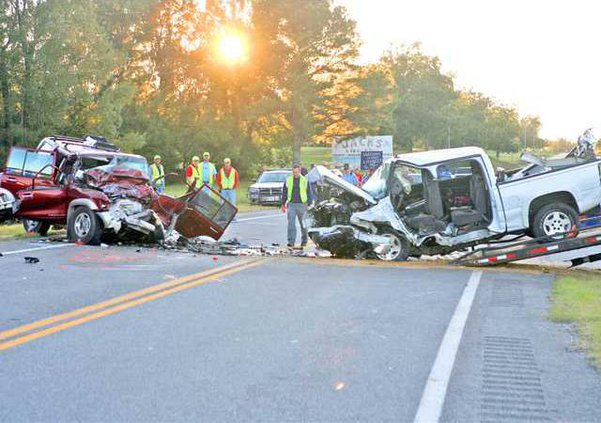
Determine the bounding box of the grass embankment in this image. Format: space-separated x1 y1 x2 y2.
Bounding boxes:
301 146 332 166
550 274 601 367
0 223 64 241
0 223 31 240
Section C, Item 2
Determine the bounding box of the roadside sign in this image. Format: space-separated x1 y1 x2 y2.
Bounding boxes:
332 135 393 169
360 151 383 170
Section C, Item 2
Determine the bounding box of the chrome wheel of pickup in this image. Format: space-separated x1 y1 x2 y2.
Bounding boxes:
532 202 578 240
542 211 572 236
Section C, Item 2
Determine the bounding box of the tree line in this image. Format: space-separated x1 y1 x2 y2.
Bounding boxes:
0 0 546 174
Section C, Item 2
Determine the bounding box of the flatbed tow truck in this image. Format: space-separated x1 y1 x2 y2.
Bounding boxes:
453 213 601 267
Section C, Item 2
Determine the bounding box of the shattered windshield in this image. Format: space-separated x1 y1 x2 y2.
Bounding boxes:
88 155 149 179
362 162 421 200
362 163 391 200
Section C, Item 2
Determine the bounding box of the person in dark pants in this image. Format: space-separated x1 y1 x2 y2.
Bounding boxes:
281 164 311 248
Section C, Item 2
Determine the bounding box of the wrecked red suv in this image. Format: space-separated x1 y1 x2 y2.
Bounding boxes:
0 135 237 244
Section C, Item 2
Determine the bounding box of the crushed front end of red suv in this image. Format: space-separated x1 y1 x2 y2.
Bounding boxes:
0 135 237 244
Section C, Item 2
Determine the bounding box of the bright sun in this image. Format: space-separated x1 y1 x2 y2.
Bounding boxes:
217 33 248 64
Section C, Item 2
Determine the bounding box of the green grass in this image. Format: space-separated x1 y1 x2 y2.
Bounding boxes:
301 146 332 166
164 179 274 213
485 150 524 169
550 274 601 367
0 222 31 240
0 222 64 241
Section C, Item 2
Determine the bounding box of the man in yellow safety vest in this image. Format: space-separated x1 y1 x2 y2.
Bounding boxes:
281 164 312 248
185 156 201 191
200 151 217 188
216 158 239 206
148 155 165 193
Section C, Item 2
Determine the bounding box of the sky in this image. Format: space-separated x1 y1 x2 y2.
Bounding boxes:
335 0 600 140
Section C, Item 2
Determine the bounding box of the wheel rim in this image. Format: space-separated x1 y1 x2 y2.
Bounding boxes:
74 213 91 238
376 233 402 261
542 211 572 236
24 220 38 232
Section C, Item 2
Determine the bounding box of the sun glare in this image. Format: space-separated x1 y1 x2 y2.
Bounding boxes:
217 33 248 64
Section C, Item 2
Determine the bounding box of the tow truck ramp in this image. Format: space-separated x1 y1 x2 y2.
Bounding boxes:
453 219 601 268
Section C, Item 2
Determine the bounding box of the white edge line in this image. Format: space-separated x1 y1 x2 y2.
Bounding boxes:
413 270 483 423
1 243 73 256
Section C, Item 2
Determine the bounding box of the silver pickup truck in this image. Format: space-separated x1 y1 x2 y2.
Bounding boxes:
307 146 601 261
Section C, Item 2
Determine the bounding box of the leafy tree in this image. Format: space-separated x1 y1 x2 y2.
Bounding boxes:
252 0 359 163
484 105 521 159
384 44 456 151
520 115 544 150
346 64 394 137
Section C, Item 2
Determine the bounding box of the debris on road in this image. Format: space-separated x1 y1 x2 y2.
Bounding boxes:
24 256 40 264
162 233 332 258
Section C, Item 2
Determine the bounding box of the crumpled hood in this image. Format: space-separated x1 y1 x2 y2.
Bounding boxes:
307 165 377 205
84 167 154 202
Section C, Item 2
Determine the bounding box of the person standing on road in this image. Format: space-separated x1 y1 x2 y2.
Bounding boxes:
217 158 239 206
281 164 311 248
342 163 358 186
201 152 217 189
354 167 363 187
185 156 201 191
149 155 165 193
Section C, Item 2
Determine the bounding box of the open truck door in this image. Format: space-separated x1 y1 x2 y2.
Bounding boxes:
152 184 237 241
1 147 56 193
0 147 67 223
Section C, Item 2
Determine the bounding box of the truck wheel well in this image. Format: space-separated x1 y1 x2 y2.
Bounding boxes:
528 192 578 224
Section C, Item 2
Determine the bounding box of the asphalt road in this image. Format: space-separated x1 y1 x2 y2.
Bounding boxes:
1 209 601 422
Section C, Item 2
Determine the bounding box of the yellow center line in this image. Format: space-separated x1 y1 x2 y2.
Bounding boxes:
0 259 256 342
0 259 265 351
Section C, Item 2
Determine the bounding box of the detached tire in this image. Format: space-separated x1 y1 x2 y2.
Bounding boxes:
532 203 578 239
68 207 103 245
22 219 51 236
375 230 410 262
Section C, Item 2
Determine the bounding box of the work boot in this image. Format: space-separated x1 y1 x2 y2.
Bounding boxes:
287 243 294 248
300 242 307 248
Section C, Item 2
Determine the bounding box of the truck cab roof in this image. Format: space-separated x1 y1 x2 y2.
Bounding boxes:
391 147 486 167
